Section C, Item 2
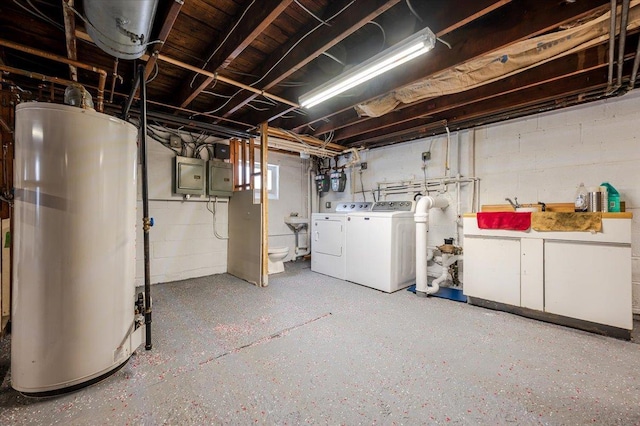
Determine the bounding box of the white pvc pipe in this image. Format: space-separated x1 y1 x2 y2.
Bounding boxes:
430 253 463 293
414 195 449 296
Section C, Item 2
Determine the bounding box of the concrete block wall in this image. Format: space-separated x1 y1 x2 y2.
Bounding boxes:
136 135 308 285
135 132 230 285
475 90 640 313
321 90 640 313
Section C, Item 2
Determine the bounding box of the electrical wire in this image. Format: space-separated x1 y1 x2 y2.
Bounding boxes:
194 0 355 118
367 21 386 52
294 0 331 26
359 170 366 201
207 197 229 239
146 61 159 84
321 51 345 66
189 0 256 88
404 0 451 49
405 0 423 21
13 0 63 31
437 37 452 49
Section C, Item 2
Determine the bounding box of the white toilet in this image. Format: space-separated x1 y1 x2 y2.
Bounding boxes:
268 246 289 274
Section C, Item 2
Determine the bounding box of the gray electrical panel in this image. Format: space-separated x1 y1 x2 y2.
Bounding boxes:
208 160 233 197
174 156 205 195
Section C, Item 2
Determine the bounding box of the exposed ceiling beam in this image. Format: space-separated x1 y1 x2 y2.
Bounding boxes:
234 0 518 127
343 68 611 147
328 39 639 142
176 0 294 109
279 0 610 133
216 0 402 118
144 0 183 81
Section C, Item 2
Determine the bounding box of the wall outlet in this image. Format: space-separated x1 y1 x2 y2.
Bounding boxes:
422 151 431 161
360 162 367 170
325 201 331 209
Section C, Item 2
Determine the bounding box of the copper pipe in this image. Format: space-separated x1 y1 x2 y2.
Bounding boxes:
156 53 300 109
0 64 78 92
0 38 107 111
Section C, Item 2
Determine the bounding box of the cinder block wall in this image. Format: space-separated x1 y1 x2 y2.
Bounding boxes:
134 140 308 286
322 90 640 313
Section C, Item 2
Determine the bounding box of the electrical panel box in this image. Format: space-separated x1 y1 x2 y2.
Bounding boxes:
174 156 205 195
208 160 233 197
213 143 230 160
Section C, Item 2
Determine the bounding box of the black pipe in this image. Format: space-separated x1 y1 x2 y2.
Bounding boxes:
139 64 153 350
121 69 141 119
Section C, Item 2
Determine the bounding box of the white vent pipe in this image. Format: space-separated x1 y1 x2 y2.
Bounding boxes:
414 195 449 296
84 0 159 60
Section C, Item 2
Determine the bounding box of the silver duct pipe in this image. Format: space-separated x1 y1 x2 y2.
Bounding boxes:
608 0 618 90
616 0 631 88
84 0 159 60
629 32 640 88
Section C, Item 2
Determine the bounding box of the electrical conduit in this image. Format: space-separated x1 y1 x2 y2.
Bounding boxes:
414 195 449 296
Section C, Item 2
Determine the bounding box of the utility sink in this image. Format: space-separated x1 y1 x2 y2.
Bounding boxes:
284 216 309 232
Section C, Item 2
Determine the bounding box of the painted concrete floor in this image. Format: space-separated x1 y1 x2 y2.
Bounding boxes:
1 260 640 425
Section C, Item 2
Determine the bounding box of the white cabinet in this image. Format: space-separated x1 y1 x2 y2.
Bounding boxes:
520 238 544 311
463 237 521 306
545 241 631 329
463 216 632 331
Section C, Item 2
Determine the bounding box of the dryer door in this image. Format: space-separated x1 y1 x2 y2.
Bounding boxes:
313 219 343 256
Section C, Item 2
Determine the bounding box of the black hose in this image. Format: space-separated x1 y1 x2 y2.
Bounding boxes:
139 64 152 351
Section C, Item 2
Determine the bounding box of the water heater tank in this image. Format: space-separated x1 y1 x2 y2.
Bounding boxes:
12 103 142 396
84 0 159 60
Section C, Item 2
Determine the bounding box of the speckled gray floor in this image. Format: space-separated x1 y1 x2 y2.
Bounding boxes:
1 260 640 425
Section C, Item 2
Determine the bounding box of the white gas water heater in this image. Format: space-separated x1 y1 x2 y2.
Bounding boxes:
12 102 143 396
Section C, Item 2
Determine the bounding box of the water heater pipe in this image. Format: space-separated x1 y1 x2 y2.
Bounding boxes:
139 64 153 350
0 39 107 111
414 195 449 296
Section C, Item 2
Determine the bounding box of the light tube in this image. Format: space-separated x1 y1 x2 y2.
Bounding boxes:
299 27 435 108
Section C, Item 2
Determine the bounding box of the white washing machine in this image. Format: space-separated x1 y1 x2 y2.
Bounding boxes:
345 201 416 293
311 202 372 279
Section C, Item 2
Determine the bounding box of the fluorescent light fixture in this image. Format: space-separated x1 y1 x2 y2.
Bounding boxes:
299 27 436 108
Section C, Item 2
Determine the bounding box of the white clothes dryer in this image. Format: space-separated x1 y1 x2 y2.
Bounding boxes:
311 202 372 280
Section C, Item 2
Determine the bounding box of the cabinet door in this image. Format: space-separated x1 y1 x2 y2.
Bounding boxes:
545 241 632 329
520 238 544 311
463 237 521 306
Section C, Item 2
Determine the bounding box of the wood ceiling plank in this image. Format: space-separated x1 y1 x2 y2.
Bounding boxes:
326 35 640 142
335 44 614 143
215 0 401 118
342 68 611 147
278 0 610 133
235 0 517 128
176 0 294 109
144 0 183 81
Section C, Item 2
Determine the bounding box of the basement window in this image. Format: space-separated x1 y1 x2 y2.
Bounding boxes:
252 163 279 200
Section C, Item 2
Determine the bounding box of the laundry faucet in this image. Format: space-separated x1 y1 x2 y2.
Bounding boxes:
505 197 520 210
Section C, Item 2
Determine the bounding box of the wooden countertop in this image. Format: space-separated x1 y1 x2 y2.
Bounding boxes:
463 212 633 219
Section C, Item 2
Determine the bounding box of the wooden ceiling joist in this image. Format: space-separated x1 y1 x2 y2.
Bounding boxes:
283 0 610 133
176 0 294 109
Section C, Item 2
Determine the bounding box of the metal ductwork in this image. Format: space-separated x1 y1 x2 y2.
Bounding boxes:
84 0 159 60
